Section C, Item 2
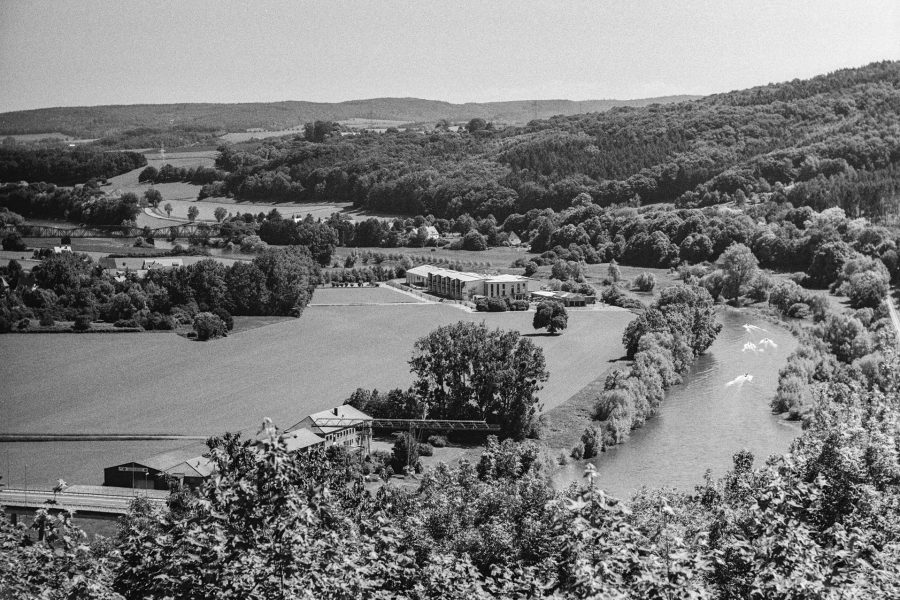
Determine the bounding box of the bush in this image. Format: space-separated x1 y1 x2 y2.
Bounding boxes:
391 432 420 473
510 299 529 311
581 426 602 459
17 317 30 330
417 443 434 457
524 261 539 276
427 435 448 448
114 318 140 328
570 443 584 459
73 314 92 331
2 232 26 251
486 297 508 312
212 307 234 331
193 312 227 341
632 272 656 292
38 312 55 327
787 302 811 319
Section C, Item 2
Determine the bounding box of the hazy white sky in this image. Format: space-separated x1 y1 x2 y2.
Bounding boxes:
0 0 897 112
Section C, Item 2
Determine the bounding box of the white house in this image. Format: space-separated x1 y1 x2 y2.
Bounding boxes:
288 405 373 449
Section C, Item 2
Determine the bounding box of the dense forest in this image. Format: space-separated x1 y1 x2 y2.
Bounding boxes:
0 147 146 186
199 61 898 220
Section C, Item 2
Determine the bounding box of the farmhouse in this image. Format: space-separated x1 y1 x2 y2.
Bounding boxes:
423 225 439 240
52 245 72 254
288 405 373 449
405 264 534 301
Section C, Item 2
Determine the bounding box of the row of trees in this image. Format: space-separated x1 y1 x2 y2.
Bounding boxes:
0 182 142 227
0 146 146 186
595 285 722 445
0 247 319 333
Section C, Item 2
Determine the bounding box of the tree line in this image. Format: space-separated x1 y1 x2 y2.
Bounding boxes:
0 147 146 186
0 246 319 333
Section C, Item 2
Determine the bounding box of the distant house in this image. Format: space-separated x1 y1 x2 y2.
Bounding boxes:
423 225 439 240
142 258 183 270
288 405 373 449
0 276 9 295
52 245 72 254
104 442 212 490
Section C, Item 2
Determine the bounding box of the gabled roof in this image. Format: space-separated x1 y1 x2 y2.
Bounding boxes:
134 441 210 472
165 455 215 479
281 428 326 452
288 405 372 435
406 264 438 276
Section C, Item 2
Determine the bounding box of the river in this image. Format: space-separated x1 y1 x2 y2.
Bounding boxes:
553 308 802 498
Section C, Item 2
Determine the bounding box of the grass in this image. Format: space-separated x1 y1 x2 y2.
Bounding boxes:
0 299 633 484
310 286 425 305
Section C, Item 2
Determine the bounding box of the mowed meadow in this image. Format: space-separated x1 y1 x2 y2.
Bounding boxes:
0 287 632 466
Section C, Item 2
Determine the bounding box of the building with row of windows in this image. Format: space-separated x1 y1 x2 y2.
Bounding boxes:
405 265 534 301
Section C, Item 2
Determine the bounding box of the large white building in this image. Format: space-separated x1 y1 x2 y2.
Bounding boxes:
405 265 534 301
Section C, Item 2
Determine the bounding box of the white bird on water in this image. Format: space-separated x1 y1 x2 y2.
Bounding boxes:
742 341 760 353
726 374 754 387
758 338 778 349
743 323 768 333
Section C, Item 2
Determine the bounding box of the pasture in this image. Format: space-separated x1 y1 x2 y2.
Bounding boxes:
0 289 632 485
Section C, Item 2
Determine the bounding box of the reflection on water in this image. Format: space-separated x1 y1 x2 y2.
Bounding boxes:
553 309 801 498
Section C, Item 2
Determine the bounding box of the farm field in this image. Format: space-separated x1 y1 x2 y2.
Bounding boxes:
219 128 304 143
0 291 632 485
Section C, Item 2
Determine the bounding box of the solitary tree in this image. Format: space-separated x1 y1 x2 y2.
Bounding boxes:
608 260 621 283
533 300 568 334
410 321 548 439
143 188 162 208
187 205 199 222
214 207 228 223
164 202 173 217
720 243 759 301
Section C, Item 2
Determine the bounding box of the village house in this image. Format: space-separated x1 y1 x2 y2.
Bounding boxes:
288 405 373 450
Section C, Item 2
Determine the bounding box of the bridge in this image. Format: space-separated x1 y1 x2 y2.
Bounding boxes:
0 487 169 516
1 222 222 239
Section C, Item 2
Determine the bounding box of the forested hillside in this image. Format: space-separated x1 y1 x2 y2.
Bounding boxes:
0 95 695 139
203 61 899 219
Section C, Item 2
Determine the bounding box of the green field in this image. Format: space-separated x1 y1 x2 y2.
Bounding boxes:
0 291 632 439
310 286 425 305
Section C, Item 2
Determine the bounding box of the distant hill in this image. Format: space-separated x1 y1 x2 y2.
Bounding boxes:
0 96 699 139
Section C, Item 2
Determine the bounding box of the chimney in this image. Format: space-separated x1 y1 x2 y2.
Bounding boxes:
333 407 339 416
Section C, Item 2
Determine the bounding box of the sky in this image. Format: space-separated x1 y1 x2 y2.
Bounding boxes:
0 0 897 112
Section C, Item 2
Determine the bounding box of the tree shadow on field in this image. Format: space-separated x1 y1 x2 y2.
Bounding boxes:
523 332 560 337
608 354 629 363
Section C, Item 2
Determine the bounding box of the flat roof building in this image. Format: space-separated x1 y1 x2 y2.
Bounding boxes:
405 264 534 301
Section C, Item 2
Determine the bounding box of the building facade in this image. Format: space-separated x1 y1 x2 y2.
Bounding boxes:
405 265 533 301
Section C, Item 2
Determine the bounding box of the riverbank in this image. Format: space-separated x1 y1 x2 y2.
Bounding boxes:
545 307 801 498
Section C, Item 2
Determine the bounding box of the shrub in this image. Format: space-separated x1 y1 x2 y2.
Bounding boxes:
486 297 508 312
427 435 448 448
212 308 234 331
1 232 26 251
570 443 584 459
73 314 92 331
524 261 539 276
417 443 434 457
787 302 811 319
193 312 227 341
510 299 529 311
581 426 602 459
474 297 489 312
632 272 656 292
391 432 419 473
114 318 140 328
17 317 30 330
38 312 55 327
